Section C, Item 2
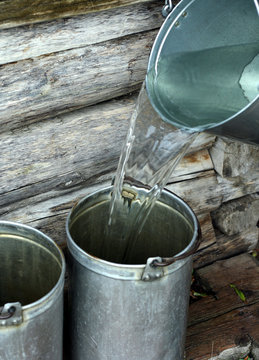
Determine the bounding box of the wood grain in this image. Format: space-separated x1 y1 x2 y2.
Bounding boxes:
186 253 259 359
0 93 215 204
0 2 163 65
0 30 156 132
187 303 258 360
190 253 259 326
168 149 214 182
0 0 157 29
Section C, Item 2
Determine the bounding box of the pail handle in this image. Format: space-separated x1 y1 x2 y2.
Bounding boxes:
152 225 202 267
162 0 175 17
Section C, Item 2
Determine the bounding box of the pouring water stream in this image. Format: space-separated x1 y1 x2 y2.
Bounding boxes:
103 0 259 264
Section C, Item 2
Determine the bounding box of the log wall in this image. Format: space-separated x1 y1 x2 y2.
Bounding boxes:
0 1 258 359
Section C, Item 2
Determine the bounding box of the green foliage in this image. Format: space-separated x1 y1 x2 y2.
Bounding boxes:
229 284 246 302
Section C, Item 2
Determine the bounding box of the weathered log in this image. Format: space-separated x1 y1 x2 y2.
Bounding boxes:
210 137 259 179
190 253 259 326
0 30 156 132
212 194 259 236
0 96 133 197
187 304 258 360
168 170 223 215
196 213 216 251
0 93 215 210
0 2 163 65
216 227 258 258
194 193 259 268
216 174 259 203
0 0 159 29
169 149 214 182
194 226 258 269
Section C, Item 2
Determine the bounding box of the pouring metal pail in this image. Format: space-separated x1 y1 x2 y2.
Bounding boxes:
0 221 65 360
66 186 200 360
146 0 259 145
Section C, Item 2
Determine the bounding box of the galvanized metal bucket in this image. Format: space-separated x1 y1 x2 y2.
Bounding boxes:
146 0 259 145
0 221 65 360
66 186 200 360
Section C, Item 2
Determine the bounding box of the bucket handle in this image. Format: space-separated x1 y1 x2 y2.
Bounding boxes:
142 227 201 281
152 225 202 267
162 0 175 17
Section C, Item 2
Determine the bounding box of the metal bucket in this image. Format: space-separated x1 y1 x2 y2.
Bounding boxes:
0 221 65 360
66 186 200 360
146 0 259 145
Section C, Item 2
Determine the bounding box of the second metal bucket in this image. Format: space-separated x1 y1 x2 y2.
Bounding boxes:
66 186 200 360
0 221 65 360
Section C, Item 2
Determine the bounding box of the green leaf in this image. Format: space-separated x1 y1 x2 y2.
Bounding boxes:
193 291 208 298
230 284 246 302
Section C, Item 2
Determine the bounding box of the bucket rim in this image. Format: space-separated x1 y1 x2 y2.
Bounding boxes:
0 220 65 313
146 0 259 133
66 186 200 280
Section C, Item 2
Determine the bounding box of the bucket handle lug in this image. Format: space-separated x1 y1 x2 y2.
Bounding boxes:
162 0 174 17
153 226 202 267
142 257 164 281
0 302 23 326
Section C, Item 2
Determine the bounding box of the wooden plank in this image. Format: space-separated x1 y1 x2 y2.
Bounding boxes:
196 213 216 251
186 303 258 360
190 253 259 326
193 242 220 269
0 96 133 198
167 170 223 215
0 0 156 29
212 194 259 237
186 254 259 359
193 227 259 269
169 149 214 182
216 175 259 203
210 137 259 179
0 30 156 132
0 93 216 201
0 1 163 65
216 228 259 259
210 138 259 202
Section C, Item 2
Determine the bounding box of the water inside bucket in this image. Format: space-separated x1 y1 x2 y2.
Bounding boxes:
0 233 62 306
70 188 194 264
147 42 259 131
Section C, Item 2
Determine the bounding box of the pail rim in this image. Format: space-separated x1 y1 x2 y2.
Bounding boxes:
146 0 259 133
66 186 200 280
0 220 65 316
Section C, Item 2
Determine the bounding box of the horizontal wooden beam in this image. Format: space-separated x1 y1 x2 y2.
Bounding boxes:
0 30 156 132
0 2 163 65
0 93 215 224
0 0 155 29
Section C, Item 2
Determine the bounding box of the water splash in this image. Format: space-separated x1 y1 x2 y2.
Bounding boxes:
253 0 259 15
105 83 197 263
